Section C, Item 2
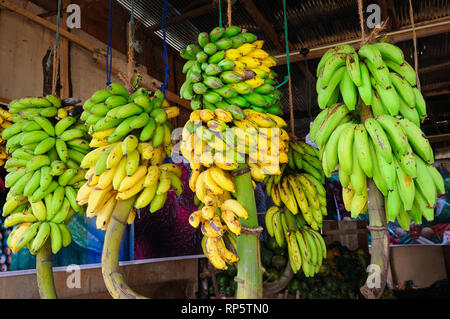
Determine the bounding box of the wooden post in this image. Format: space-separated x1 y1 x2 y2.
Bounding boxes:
359 102 390 299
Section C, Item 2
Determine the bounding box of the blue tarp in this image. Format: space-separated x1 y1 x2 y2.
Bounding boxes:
10 213 132 271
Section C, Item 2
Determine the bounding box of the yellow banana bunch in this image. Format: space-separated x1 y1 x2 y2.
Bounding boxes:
180 26 287 270
0 108 13 166
2 94 88 255
75 86 181 231
264 137 327 231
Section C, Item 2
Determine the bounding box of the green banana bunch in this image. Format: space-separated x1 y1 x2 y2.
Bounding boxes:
316 42 426 122
82 84 179 155
265 207 326 277
76 85 182 231
311 40 443 228
179 25 283 116
3 95 88 255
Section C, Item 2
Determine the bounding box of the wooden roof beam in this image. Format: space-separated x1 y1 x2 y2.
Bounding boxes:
419 61 450 74
0 0 190 109
274 18 450 65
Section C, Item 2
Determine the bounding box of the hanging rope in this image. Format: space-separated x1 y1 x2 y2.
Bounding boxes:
51 43 59 96
357 0 388 45
227 0 232 27
46 0 62 71
46 0 62 95
274 0 294 135
276 0 290 89
218 0 222 28
106 0 114 87
357 0 366 43
408 0 421 91
127 0 137 89
161 0 170 99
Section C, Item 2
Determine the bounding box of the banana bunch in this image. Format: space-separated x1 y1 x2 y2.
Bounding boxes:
180 108 290 180
310 102 445 227
0 108 13 166
200 231 240 271
80 82 179 157
266 170 327 231
264 137 327 231
2 95 89 255
286 140 325 184
193 198 248 270
316 42 426 125
180 25 283 116
76 84 182 231
77 140 183 230
265 206 326 277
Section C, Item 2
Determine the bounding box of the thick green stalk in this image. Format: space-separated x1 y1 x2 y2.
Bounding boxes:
101 198 147 299
359 102 389 299
263 262 293 297
234 164 263 299
36 240 57 299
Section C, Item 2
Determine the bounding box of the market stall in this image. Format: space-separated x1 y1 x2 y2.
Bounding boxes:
0 0 449 300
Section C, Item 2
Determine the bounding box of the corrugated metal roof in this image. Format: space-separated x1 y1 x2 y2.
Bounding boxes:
116 0 201 51
116 0 450 136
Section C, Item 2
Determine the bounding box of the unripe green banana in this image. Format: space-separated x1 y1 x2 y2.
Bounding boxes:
364 117 393 163
26 155 51 172
50 160 66 176
20 130 49 146
31 222 51 254
350 142 367 195
353 124 373 178
58 223 73 247
372 42 404 65
34 137 56 155
59 129 85 142
34 116 55 136
23 169 42 197
105 95 128 109
357 62 373 106
337 123 356 175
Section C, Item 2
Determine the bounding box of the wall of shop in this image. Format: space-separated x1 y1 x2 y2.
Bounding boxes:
0 0 127 102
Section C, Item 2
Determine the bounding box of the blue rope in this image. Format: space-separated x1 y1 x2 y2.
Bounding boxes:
276 0 291 89
46 0 62 71
106 0 114 87
161 0 170 99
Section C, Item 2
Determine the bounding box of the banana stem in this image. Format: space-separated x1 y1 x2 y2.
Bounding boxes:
262 261 294 297
101 198 147 299
359 102 389 299
233 164 263 299
36 240 57 299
